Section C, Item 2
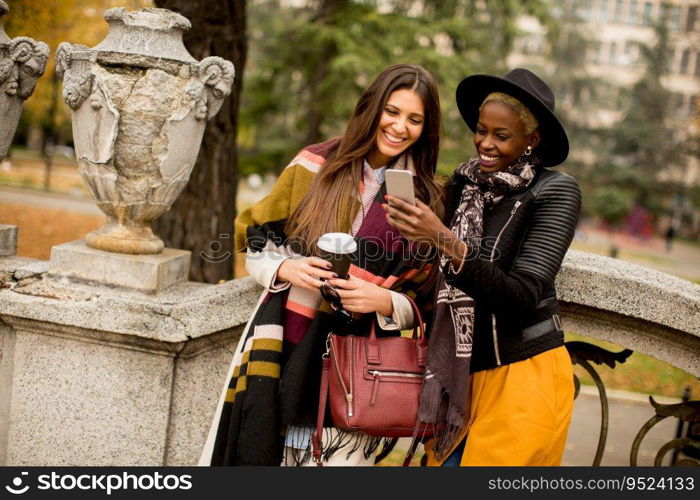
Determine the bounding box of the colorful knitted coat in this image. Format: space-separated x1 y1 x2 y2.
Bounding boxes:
205 139 436 465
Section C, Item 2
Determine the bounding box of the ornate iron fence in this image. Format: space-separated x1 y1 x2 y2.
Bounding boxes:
566 341 699 467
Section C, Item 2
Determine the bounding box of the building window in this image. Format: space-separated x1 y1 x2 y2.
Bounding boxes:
643 1 654 25
690 96 698 116
622 40 634 65
680 48 690 74
695 53 700 77
591 40 603 63
598 0 610 22
686 6 697 32
576 0 594 20
662 4 681 30
613 0 625 22
671 93 685 114
609 41 618 65
627 0 639 24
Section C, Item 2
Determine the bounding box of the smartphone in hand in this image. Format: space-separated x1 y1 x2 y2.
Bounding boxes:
385 169 416 205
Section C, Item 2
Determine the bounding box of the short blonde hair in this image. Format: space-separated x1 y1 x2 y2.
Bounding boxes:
480 92 539 134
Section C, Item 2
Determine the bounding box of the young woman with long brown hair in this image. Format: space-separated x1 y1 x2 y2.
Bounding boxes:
200 64 443 466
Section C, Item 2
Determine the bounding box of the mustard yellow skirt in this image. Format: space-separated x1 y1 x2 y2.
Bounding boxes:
425 346 574 466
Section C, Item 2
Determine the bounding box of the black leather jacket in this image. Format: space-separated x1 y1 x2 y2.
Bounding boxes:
441 168 581 372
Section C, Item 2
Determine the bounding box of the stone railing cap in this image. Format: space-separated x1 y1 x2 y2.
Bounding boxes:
0 275 262 343
558 250 700 337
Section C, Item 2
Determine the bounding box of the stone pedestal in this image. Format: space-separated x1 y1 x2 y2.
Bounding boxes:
0 225 17 257
0 262 261 466
49 240 190 294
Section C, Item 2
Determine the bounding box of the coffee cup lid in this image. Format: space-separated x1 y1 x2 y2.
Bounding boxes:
317 232 357 254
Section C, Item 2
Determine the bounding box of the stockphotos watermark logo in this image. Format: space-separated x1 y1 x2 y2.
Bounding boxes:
5 472 29 495
4 471 192 496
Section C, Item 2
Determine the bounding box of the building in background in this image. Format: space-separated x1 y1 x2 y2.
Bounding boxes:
510 0 698 176
510 0 699 234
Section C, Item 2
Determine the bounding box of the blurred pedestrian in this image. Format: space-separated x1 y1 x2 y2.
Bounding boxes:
665 224 676 252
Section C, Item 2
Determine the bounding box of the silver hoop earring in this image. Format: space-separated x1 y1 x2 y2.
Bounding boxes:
524 145 533 156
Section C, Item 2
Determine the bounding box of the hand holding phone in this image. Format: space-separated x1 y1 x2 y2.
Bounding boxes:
385 169 416 205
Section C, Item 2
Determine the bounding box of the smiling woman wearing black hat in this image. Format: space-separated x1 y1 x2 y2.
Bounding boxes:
383 68 581 466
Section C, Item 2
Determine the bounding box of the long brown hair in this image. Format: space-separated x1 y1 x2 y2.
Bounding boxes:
286 64 443 253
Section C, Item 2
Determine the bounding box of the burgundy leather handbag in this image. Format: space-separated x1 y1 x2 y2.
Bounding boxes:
311 295 431 465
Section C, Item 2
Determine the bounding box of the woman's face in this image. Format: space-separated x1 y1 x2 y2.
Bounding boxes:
367 88 425 168
473 101 540 173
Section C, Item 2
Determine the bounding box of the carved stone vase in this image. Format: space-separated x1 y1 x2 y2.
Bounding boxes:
0 1 49 161
56 8 234 254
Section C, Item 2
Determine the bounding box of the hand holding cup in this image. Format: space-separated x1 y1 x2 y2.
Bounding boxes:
277 256 337 290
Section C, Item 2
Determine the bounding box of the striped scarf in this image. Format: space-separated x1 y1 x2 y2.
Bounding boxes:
208 139 436 465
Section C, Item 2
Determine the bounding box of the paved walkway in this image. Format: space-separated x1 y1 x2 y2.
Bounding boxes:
0 186 101 216
562 387 681 466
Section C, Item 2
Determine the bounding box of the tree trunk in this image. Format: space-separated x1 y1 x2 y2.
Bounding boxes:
153 0 247 283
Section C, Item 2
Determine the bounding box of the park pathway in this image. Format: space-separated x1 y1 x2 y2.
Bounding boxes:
0 186 101 216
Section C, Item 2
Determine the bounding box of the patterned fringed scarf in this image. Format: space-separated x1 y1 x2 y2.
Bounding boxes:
418 154 539 461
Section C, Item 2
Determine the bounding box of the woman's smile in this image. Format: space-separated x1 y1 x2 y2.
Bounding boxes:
478 152 501 168
382 130 407 144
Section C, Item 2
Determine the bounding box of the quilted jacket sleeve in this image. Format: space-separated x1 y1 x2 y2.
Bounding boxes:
444 172 581 317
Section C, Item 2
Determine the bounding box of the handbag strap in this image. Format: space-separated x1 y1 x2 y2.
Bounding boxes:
368 293 426 343
402 434 422 466
368 293 428 366
404 294 427 367
311 354 331 467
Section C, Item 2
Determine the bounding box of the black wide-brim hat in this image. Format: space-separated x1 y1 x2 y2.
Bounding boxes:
456 68 569 167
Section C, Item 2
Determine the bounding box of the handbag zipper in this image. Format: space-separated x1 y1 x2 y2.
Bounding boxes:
330 336 352 417
489 200 522 366
367 370 423 378
369 370 424 406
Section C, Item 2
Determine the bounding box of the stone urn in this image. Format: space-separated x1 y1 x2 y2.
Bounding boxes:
56 8 234 254
0 1 49 161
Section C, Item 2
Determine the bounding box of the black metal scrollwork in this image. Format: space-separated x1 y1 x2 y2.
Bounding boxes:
630 397 700 466
565 341 633 466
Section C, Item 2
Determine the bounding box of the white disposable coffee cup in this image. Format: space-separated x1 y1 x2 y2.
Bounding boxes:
317 232 357 278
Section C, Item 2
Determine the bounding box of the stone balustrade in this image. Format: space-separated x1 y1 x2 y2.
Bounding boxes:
0 227 698 465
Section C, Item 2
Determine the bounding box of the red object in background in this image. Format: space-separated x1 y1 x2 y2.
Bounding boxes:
625 204 654 240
